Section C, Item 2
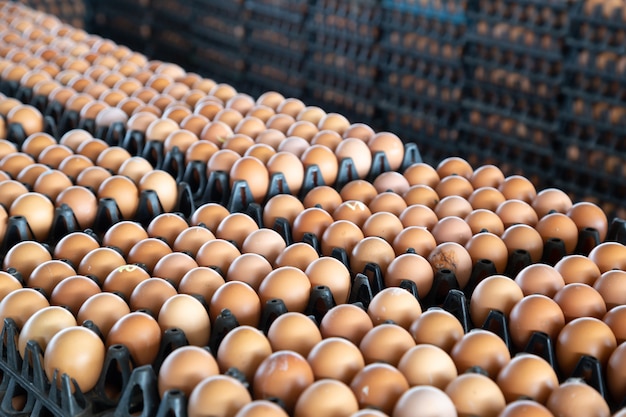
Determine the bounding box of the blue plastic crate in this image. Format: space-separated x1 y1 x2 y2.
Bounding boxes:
382 0 466 24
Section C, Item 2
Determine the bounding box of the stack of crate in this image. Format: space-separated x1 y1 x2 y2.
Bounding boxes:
377 0 467 165
89 0 151 53
554 1 626 220
304 0 383 126
20 0 88 29
243 0 310 98
458 0 574 188
191 0 248 87
146 0 194 67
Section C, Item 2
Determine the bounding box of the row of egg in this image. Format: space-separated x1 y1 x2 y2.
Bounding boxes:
1 0 624 414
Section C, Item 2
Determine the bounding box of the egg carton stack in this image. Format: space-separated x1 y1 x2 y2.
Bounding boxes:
377 0 467 166
145 0 194 68
552 1 626 221
303 0 384 127
458 0 574 189
89 0 152 53
190 0 247 88
241 0 311 99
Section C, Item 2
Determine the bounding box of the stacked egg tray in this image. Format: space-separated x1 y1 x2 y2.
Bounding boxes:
88 0 152 54
458 0 574 190
15 0 87 29
552 1 626 222
377 0 466 166
4 2 626 417
144 0 195 68
303 0 384 127
190 0 248 88
241 0 311 99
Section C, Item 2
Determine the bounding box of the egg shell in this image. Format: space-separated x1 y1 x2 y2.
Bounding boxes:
303 186 343 213
567 202 608 243
451 329 511 378
428 242 473 289
27 260 76 296
49 275 101 316
392 226 437 258
546 379 610 417
470 275 524 327
291 207 334 243
554 283 607 322
362 211 404 243
253 350 314 413
190 203 231 232
242 228 287 265
359 323 416 366
501 224 544 264
351 236 395 276
333 200 372 228
258 266 311 312
158 294 211 346
53 232 100 268
226 253 272 291
403 184 440 209
397 344 457 390
410 308 465 353
188 375 252 417
107 311 161 366
340 180 378 205
496 353 559 404
294 379 359 417
498 400 554 417
0 271 23 303
319 304 374 345
496 199 539 228
209 280 262 327
554 254 601 286
509 294 565 350
393 385 457 417
44 326 105 393
301 145 339 186
367 287 422 330
18 306 77 358
320 220 365 259
307 337 364 384
77 292 131 338
10 192 55 241
350 363 409 415
97 175 139 219
157 345 219 398
0 288 50 329
216 213 259 249
268 312 322 357
465 232 509 273
195 239 241 273
468 186 506 211
434 195 473 219
589 242 626 273
152 252 199 286
217 325 272 382
514 263 565 297
400 205 438 232
445 372 506 417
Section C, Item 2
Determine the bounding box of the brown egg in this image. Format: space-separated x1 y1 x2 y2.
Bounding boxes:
53 232 100 268
445 372 506 417
434 195 473 219
362 211 404 243
21 132 56 159
499 175 537 203
351 236 396 276
7 104 44 136
603 306 626 345
368 192 407 216
333 200 372 228
139 170 179 213
428 242 473 289
215 108 244 130
158 345 219 398
267 312 322 357
435 175 474 200
77 247 126 284
234 400 289 417
225 253 272 292
3 241 52 283
129 277 176 316
18 306 77 357
589 242 626 273
335 138 372 178
359 323 416 366
532 188 573 219
55 186 98 230
372 172 410 195
501 224 544 263
187 375 253 417
234 117 265 140
567 202 608 244
319 304 373 345
229 156 270 203
367 287 422 329
465 232 509 273
209 280 262 327
496 199 539 228
217 325 272 382
58 154 95 180
320 220 364 258
294 379 359 417
554 283 607 322
101 263 150 300
0 287 49 329
277 136 310 157
16 163 50 188
546 379 610 417
496 354 559 404
607 342 626 404
9 192 55 241
368 132 404 171
310 129 342 150
158 293 211 346
33 169 74 201
258 266 311 312
340 180 378 205
397 344 457 390
470 274 524 327
0 180 29 213
468 186 507 211
49 275 101 315
451 329 511 377
535 213 579 255
190 203 230 232
392 226 437 258
303 186 342 212
253 350 314 413
77 140 110 164
595 269 626 310
291 207 334 243
97 175 139 219
216 213 259 249
350 363 410 415
403 163 440 188
196 239 241 274
436 157 473 179
515 263 565 297
179 267 225 305
304 256 351 304
76 292 129 338
0 271 23 303
28 259 76 296
403 185 440 209
44 326 105 394
509 294 565 350
465 209 505 236
307 337 365 384
100 221 147 257
431 216 473 245
470 164 505 189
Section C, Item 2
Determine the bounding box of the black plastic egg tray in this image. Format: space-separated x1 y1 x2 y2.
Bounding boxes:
17 0 88 28
191 0 247 49
151 0 193 26
380 1 466 34
306 0 382 46
90 9 152 54
191 38 247 88
568 1 626 53
563 49 626 101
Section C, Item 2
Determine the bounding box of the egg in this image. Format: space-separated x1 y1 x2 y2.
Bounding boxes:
53 232 100 268
78 247 127 284
496 199 539 228
253 350 314 413
554 283 607 322
217 325 272 383
9 192 55 241
509 294 565 350
397 344 457 390
226 253 272 291
532 188 573 219
319 304 373 345
535 212 579 255
333 200 372 228
139 170 179 213
268 312 322 357
335 138 372 179
499 175 536 203
403 185 440 209
393 385 457 417
106 311 161 366
468 186 506 211
216 213 260 249
567 202 608 243
0 287 50 329
399 204 438 229
242 228 287 265
392 226 437 258
451 329 511 378
44 326 105 393
554 254 601 286
77 292 131 338
173 226 216 257
546 379 610 417
367 287 422 329
359 323 416 366
266 152 305 195
305 257 351 304
470 274 524 327
301 145 339 186
320 220 365 258
195 239 241 273
49 275 101 315
102 221 149 257
351 236 395 276
445 372 506 417
258 266 311 312
294 379 359 417
97 175 139 219
465 232 509 274
368 132 404 171
190 203 231 232
233 400 289 417
464 209 505 235
340 180 378 205
0 180 29 209
350 363 409 415
18 306 77 358
27 260 76 296
428 242 473 289
588 242 626 273
307 337 365 384
470 164 505 189
158 345 219 398
303 186 343 212
187 375 252 417
514 263 565 297
158 294 211 346
498 400 554 417
501 224 545 264
209 281 262 327
152 252 199 286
